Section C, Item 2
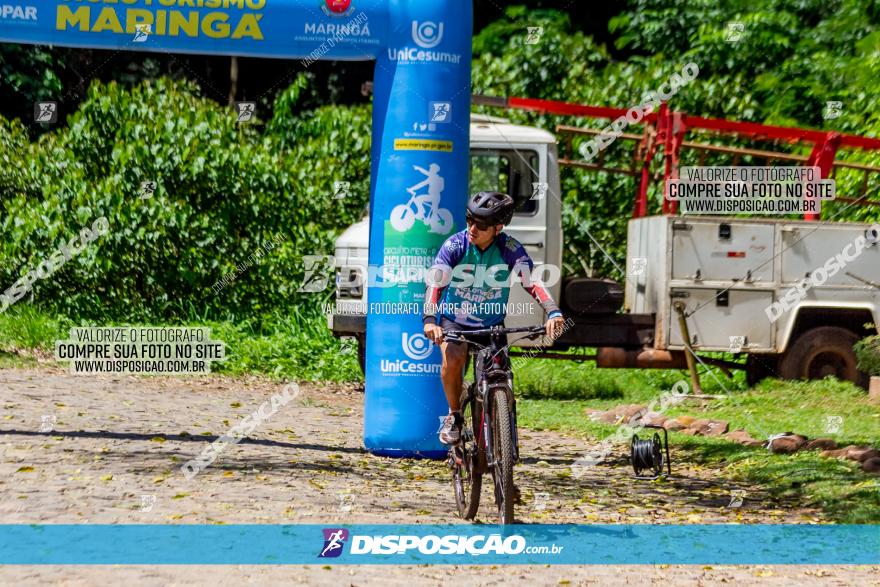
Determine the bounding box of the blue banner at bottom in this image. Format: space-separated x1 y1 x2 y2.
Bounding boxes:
0 525 877 565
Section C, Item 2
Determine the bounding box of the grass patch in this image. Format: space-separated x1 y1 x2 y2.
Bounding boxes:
515 353 747 403
661 377 880 446
0 305 360 381
0 305 73 351
516 366 880 523
725 450 880 523
0 350 37 369
208 312 360 381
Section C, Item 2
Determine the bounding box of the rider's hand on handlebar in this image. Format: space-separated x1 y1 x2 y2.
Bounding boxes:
545 316 566 340
424 323 444 344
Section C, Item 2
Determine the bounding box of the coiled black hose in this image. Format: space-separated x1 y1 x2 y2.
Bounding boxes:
631 432 664 478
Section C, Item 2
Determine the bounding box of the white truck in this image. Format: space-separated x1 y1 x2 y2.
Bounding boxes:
329 115 880 387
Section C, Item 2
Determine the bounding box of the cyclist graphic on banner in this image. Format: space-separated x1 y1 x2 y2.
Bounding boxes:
391 163 454 234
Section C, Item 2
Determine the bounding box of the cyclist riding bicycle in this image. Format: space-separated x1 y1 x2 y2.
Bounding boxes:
423 191 566 444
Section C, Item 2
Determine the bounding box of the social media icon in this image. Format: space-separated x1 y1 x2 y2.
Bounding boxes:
133 24 151 42
725 22 745 42
630 257 648 276
299 255 334 293
824 101 842 120
235 102 256 123
525 27 543 45
430 101 451 123
531 182 548 201
727 489 746 508
34 102 57 124
140 494 157 512
333 181 350 200
729 335 746 353
139 181 157 199
39 415 56 433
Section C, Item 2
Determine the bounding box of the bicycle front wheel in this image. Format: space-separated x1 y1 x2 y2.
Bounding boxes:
490 388 515 524
453 385 482 520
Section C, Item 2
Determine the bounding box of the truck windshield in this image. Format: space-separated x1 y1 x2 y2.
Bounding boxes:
469 149 539 216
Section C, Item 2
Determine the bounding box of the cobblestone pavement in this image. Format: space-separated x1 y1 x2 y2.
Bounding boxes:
1 367 875 585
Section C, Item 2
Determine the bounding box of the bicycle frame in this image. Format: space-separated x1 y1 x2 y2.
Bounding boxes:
444 324 544 523
473 339 516 467
447 325 544 467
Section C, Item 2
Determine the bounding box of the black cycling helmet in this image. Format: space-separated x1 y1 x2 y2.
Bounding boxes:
466 191 515 226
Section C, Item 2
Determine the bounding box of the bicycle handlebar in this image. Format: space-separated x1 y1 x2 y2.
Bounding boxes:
441 325 546 339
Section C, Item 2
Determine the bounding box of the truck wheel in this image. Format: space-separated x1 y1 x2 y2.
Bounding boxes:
745 354 779 387
778 326 868 388
357 334 366 376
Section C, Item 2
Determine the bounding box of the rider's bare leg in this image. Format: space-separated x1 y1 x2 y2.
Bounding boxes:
440 341 467 412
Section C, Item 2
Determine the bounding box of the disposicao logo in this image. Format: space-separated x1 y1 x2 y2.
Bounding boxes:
349 534 530 555
317 530 563 557
318 528 349 558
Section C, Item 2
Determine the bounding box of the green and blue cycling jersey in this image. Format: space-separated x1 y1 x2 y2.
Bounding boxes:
422 230 562 328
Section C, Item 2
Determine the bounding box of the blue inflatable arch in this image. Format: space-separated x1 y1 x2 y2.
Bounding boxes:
2 0 473 457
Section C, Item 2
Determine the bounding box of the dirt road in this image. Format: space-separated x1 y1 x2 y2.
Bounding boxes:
0 366 875 585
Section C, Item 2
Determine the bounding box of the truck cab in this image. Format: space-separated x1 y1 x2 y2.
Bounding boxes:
330 116 880 387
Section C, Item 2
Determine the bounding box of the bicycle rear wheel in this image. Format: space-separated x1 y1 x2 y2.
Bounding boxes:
490 388 515 524
452 384 482 520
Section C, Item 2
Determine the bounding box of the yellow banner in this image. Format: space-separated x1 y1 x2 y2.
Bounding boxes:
393 139 453 152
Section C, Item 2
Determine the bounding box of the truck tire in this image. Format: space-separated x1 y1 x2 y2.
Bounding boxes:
778 326 868 388
745 354 779 387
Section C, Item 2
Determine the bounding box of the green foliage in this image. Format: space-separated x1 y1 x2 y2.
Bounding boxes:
515 354 742 400
268 73 372 226
472 6 573 57
854 335 880 376
205 310 361 381
0 76 371 322
664 376 880 445
2 3 879 375
473 2 880 278
0 46 65 117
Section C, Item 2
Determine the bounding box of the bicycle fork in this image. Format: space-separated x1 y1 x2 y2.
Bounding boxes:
481 385 521 469
476 380 495 471
511 397 520 463
507 374 520 462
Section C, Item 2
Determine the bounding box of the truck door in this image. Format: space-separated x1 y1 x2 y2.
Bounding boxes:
469 146 548 334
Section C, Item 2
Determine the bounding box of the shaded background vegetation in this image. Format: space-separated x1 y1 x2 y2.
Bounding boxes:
2 0 879 325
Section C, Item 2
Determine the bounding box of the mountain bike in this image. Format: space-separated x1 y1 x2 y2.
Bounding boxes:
443 324 546 524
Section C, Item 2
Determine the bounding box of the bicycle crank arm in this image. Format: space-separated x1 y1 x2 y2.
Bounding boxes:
448 446 465 468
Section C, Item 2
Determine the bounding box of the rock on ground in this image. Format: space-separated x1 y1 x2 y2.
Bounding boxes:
804 438 837 451
768 435 807 454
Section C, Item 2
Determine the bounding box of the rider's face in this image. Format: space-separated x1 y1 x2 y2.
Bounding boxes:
467 219 502 248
